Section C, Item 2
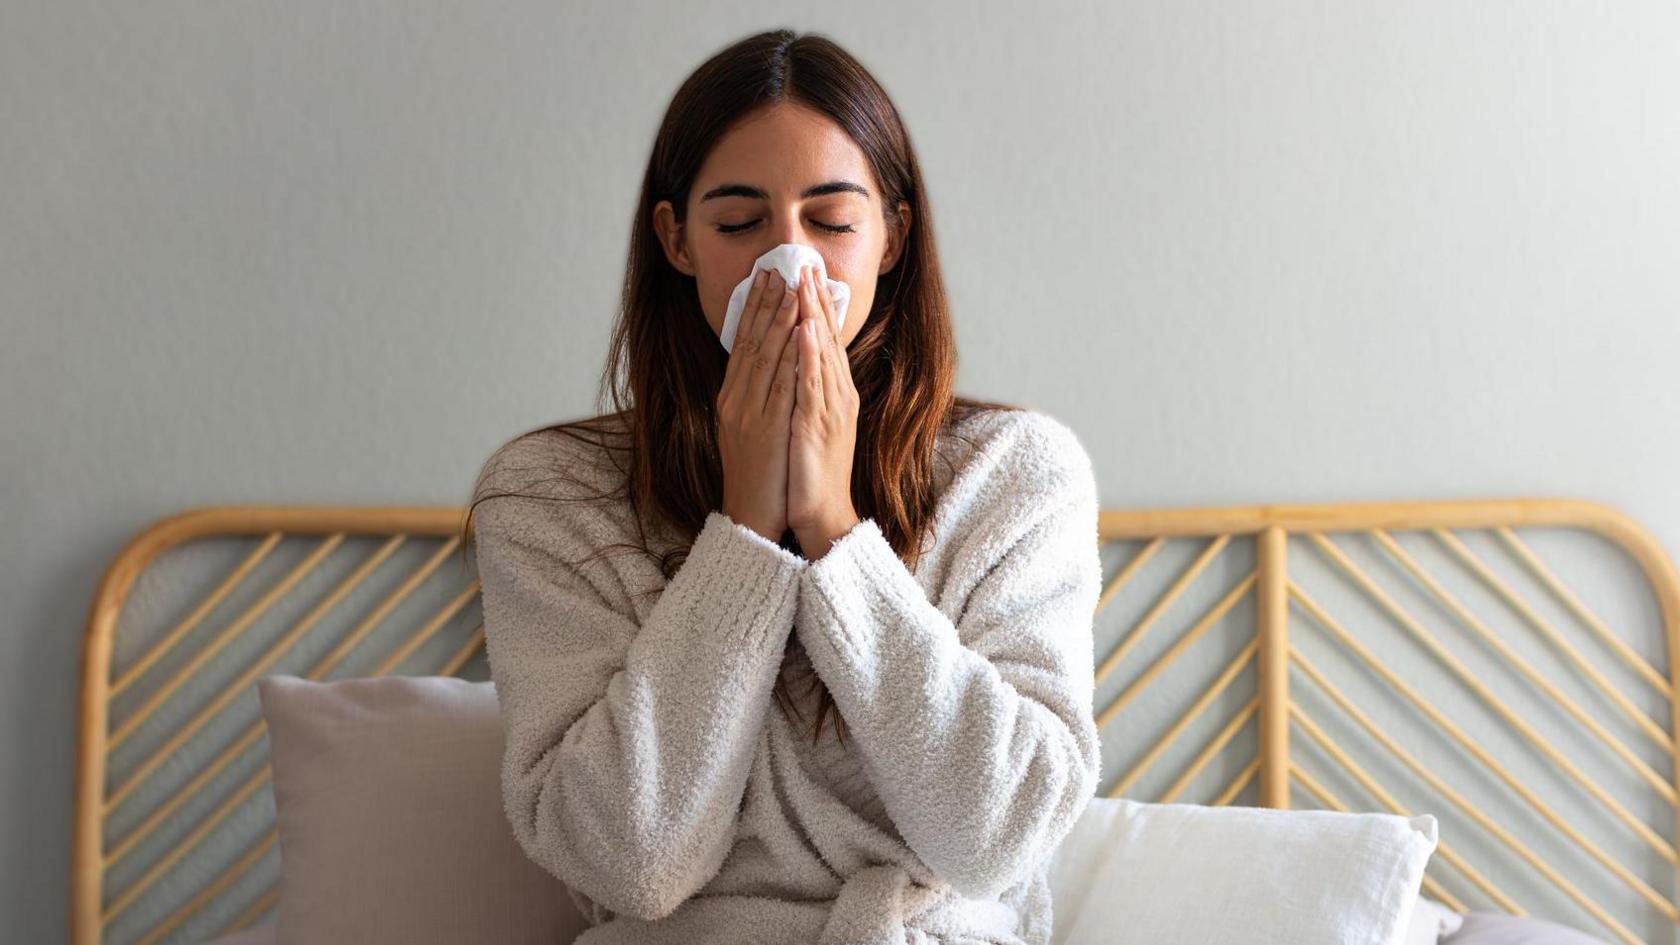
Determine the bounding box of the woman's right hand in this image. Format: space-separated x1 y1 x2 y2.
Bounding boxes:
717 268 802 543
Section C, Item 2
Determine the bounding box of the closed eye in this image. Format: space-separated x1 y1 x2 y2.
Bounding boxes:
716 220 856 235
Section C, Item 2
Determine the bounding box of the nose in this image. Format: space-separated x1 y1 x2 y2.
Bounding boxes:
764 217 830 276
765 208 803 248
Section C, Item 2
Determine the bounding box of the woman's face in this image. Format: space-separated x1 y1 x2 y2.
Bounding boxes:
654 101 910 350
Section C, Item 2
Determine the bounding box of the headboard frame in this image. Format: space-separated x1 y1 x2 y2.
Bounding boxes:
1092 497 1680 945
73 506 480 945
71 497 1680 945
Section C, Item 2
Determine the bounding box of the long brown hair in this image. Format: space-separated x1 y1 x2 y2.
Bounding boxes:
463 28 1022 747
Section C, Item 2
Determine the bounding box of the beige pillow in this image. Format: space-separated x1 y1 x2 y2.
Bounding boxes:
258 674 589 944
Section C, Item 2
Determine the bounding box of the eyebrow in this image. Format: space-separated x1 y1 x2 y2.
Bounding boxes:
699 180 872 202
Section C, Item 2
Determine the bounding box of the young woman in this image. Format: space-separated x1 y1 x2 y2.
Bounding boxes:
467 28 1103 945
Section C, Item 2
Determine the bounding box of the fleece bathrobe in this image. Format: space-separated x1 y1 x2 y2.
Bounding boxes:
470 406 1104 945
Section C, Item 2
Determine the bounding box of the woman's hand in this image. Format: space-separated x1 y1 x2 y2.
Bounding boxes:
788 263 862 559
717 268 802 543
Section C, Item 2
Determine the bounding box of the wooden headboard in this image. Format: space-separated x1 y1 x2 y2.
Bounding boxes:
71 498 1680 945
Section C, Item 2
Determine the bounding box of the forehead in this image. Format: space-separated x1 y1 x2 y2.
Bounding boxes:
692 103 876 200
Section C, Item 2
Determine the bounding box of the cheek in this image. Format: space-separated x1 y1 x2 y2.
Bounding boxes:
692 245 759 332
818 262 864 315
824 267 873 343
821 244 872 283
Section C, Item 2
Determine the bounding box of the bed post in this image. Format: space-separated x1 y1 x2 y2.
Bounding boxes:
1257 525 1290 809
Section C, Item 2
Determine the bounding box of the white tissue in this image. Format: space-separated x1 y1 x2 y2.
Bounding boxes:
719 243 850 353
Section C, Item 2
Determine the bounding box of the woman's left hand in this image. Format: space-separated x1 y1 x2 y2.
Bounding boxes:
788 263 862 559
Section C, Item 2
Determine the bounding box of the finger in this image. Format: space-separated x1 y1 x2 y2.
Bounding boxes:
811 266 841 347
802 268 848 401
747 268 787 354
804 276 843 412
750 276 801 413
768 298 802 418
813 269 858 399
810 306 840 414
797 310 826 417
802 267 836 352
723 268 770 390
799 312 826 415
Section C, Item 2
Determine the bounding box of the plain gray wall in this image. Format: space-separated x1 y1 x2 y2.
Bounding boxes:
5 1 1679 941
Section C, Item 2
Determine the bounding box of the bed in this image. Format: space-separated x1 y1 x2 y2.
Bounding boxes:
69 497 1680 944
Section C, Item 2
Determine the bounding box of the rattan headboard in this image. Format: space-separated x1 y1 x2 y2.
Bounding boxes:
71 498 1680 945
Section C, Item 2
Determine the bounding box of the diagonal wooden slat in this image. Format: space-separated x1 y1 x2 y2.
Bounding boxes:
110 535 346 749
1305 533 1678 863
110 534 285 698
109 535 409 829
134 833 277 945
1374 529 1675 803
1290 709 1532 914
216 886 278 939
1211 758 1259 806
1492 526 1672 699
105 536 462 815
1291 648 1675 925
1095 535 1231 686
1156 700 1257 804
1434 528 1674 747
1106 640 1256 798
1293 580 1680 888
368 583 481 676
1095 537 1163 618
1096 573 1255 728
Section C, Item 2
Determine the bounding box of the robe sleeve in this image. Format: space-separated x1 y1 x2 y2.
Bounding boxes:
474 442 806 920
793 417 1104 899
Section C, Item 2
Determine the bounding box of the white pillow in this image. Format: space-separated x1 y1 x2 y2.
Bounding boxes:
1046 797 1438 945
1404 897 1465 945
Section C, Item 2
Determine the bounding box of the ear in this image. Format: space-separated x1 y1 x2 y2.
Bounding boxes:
652 200 696 277
879 200 912 275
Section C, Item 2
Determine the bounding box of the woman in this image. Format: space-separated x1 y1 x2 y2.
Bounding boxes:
466 28 1103 945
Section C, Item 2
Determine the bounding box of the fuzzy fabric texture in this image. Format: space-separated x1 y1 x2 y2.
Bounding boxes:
470 407 1104 945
